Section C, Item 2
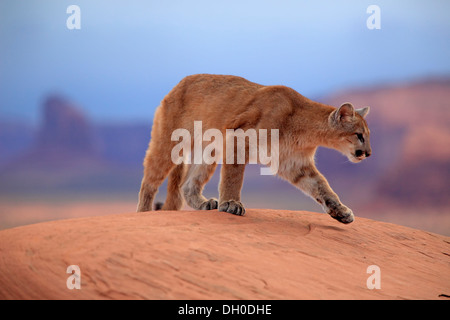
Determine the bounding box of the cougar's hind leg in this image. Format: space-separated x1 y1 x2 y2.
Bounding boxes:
137 107 177 212
182 163 218 210
137 147 176 212
161 163 186 210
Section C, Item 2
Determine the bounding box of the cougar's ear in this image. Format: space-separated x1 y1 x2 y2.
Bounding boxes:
356 106 370 118
331 103 355 123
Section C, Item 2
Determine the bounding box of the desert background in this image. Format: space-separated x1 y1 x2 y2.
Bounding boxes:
1 79 449 235
0 0 449 300
1 1 449 236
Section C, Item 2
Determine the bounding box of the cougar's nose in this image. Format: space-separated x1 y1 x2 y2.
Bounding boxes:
365 150 371 158
355 150 364 157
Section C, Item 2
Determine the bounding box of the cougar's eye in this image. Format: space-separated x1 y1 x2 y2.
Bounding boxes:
356 133 365 143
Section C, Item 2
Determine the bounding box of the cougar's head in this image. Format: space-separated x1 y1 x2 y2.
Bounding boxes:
329 103 372 163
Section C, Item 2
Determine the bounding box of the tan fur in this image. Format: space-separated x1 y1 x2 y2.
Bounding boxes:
137 74 372 223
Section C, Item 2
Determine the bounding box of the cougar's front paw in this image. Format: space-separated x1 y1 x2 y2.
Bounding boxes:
328 204 354 224
199 198 218 210
219 200 246 216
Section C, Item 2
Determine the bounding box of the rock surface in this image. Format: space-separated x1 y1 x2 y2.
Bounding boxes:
0 209 449 300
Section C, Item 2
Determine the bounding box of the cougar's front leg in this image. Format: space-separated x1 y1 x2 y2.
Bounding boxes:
218 163 246 216
281 164 354 224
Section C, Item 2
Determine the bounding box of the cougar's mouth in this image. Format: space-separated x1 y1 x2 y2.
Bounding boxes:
349 154 365 163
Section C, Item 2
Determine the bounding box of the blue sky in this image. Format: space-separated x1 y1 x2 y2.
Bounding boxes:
1 0 449 124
